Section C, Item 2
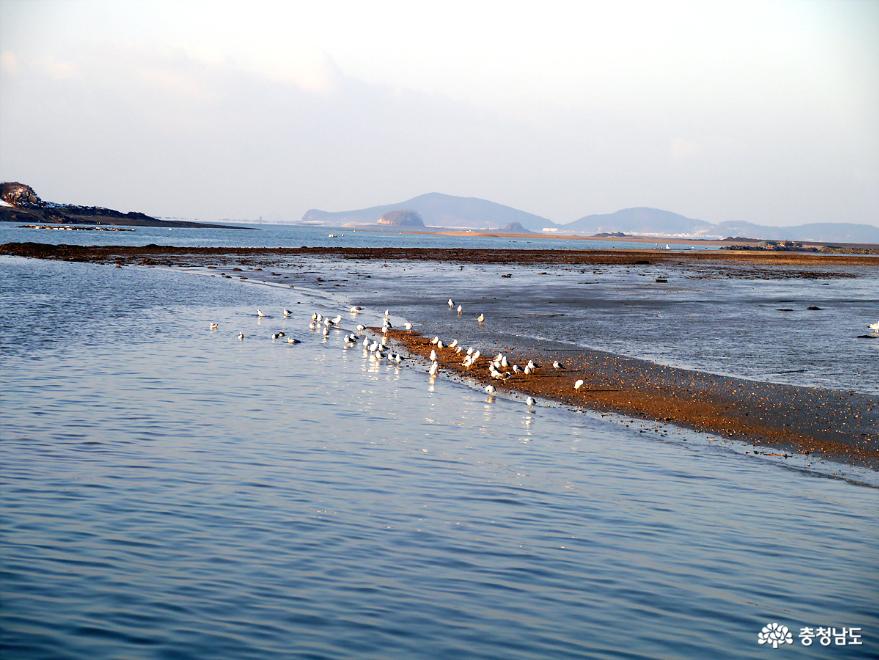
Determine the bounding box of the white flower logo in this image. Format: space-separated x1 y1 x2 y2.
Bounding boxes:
758 622 794 648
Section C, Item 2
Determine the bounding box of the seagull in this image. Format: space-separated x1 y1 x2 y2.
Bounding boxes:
286 337 301 344
350 306 362 313
500 355 508 368
429 361 439 376
237 332 245 340
457 304 463 315
322 325 330 337
869 320 879 331
429 349 438 362
384 309 391 317
574 379 584 390
311 312 318 321
523 365 533 375
437 340 445 349
466 347 474 356
257 309 266 317
449 339 459 348
331 315 342 325
356 324 366 333
209 322 219 331
430 336 439 345
272 331 286 339
448 298 454 308
477 313 485 323
404 322 413 330
283 309 292 317
553 361 564 369
512 365 521 373
485 385 496 395
526 397 536 407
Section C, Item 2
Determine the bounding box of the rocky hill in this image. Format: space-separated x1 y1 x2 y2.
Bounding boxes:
0 182 238 229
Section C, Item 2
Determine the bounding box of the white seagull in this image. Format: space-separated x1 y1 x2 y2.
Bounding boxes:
404 322 413 330
257 308 266 318
477 313 485 323
526 397 536 407
869 320 879 331
553 361 564 370
209 322 219 331
287 337 301 344
457 304 463 314
574 379 585 390
448 298 454 308
283 309 292 317
237 332 245 340
485 385 496 395
429 361 439 376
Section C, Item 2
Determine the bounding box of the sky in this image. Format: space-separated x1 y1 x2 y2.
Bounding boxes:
1 0 877 226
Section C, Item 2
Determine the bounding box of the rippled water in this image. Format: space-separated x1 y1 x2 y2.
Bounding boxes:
1 257 877 658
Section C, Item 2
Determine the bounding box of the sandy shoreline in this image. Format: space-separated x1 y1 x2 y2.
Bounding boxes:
383 330 878 469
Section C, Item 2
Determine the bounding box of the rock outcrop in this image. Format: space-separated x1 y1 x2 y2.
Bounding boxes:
376 209 425 228
0 181 237 229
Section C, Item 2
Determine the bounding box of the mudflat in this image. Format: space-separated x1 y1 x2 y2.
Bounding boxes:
2 242 878 269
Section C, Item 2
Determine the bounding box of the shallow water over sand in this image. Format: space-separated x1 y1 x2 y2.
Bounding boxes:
1 257 877 658
253 257 878 395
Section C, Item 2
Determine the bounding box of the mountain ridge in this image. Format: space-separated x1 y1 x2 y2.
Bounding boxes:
302 193 879 243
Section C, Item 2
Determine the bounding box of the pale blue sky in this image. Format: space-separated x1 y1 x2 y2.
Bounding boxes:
1 0 877 225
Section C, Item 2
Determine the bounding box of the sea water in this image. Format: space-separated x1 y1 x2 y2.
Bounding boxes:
1 256 876 658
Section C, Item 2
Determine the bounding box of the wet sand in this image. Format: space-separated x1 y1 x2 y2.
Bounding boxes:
384 330 878 469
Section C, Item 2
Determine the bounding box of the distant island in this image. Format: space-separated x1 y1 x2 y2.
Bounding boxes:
0 182 240 229
301 191 879 244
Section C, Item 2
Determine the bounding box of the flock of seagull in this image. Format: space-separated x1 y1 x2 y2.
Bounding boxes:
212 302 879 405
207 297 594 406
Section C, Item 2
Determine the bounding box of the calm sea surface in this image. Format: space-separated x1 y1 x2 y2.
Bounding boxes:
1 256 876 658
0 221 715 251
